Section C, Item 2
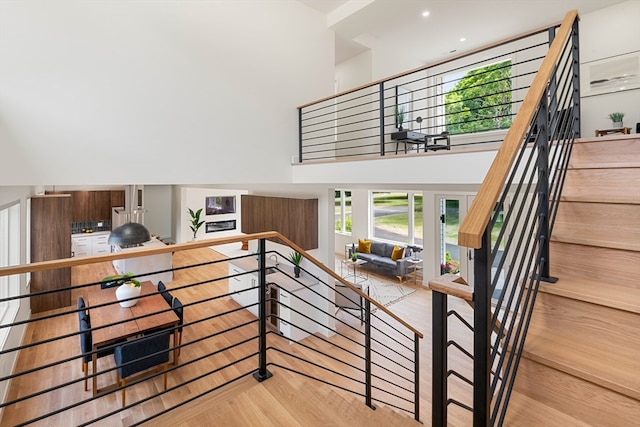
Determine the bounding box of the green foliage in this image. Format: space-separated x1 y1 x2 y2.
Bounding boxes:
445 60 513 134
102 272 141 287
287 251 303 266
608 112 624 123
335 216 352 232
187 207 205 238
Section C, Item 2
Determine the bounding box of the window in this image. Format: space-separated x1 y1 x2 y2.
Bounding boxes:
443 60 513 134
0 202 21 347
334 190 352 234
371 191 422 246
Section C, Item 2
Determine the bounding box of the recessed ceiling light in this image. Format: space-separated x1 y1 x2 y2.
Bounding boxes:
460 37 466 42
422 10 430 17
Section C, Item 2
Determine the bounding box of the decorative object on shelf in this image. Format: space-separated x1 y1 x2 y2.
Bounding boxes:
287 251 303 278
395 105 405 131
608 112 625 128
187 207 204 241
415 116 423 132
407 244 423 261
104 273 142 307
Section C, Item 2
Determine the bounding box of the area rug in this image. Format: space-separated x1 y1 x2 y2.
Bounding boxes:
368 280 416 308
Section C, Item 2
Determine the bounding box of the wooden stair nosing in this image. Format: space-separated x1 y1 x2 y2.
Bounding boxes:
550 230 640 252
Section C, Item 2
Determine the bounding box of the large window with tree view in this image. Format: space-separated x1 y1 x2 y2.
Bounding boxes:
444 60 513 133
371 192 422 247
334 190 352 234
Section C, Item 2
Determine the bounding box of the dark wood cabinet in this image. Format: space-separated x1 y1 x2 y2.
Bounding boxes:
241 195 318 250
30 195 72 313
110 190 125 208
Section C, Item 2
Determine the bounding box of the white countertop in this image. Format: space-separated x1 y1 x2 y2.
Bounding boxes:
229 257 318 293
71 231 110 237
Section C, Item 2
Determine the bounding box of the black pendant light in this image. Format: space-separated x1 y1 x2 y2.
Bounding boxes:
108 222 151 247
108 185 151 247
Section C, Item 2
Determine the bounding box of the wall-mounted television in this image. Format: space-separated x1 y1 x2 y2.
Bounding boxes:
205 196 236 215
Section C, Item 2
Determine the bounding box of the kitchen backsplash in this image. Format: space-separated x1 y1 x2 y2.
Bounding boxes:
71 220 111 234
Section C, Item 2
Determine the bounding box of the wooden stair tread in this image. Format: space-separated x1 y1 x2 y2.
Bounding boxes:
504 390 592 427
561 168 640 205
570 136 640 170
523 326 640 399
551 221 640 252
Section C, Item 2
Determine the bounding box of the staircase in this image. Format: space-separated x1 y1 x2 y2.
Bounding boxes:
511 134 640 426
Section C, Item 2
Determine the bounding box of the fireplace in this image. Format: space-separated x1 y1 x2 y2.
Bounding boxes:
205 219 236 233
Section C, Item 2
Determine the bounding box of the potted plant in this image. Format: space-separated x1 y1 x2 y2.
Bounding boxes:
287 251 303 278
395 105 405 131
608 112 624 128
103 273 142 307
187 207 205 241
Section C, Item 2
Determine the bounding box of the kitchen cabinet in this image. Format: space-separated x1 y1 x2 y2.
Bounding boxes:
72 232 110 257
30 194 72 313
228 259 320 342
228 263 259 317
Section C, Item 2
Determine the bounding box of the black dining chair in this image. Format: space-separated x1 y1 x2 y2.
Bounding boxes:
79 319 122 392
172 297 184 363
157 281 173 306
114 331 171 407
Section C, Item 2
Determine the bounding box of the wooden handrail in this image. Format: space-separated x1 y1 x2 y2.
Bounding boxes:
458 10 579 249
0 231 423 338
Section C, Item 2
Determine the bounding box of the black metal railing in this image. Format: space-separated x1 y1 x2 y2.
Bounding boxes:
430 10 580 427
0 233 423 425
297 20 566 163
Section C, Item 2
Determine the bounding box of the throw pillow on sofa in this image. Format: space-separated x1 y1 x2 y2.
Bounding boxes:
358 239 372 254
391 245 404 261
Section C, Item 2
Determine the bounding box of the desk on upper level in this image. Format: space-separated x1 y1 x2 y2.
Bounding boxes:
391 130 451 153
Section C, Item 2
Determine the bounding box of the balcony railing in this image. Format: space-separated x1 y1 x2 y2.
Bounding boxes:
0 232 423 425
298 17 570 163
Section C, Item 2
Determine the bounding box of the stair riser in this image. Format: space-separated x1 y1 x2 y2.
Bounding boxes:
570 137 640 169
513 358 640 427
555 202 640 231
531 292 640 357
561 168 640 204
550 241 640 286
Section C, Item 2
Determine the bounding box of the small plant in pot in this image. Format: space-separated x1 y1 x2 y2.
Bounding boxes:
103 273 142 307
288 251 303 278
187 207 205 241
608 112 625 128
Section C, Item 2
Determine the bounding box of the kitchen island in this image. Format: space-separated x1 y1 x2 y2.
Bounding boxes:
228 257 321 342
112 237 173 285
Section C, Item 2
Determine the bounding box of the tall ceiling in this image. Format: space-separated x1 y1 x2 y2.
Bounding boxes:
298 0 628 65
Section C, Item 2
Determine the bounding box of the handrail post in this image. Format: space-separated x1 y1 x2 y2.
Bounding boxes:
473 227 492 427
571 19 581 138
298 107 303 163
379 82 386 156
364 298 374 408
253 238 273 382
432 290 447 427
414 332 420 422
537 94 558 284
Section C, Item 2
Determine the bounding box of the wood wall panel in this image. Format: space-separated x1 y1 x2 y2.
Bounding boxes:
241 195 318 250
30 195 72 313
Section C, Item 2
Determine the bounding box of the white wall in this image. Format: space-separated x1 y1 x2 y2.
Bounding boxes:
0 1 334 186
579 0 640 135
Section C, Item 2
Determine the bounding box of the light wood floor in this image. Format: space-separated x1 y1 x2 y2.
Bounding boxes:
0 247 587 426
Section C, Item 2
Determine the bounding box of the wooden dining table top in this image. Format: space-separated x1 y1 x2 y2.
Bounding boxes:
86 281 179 349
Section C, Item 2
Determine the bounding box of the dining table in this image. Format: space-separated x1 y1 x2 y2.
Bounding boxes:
86 281 179 396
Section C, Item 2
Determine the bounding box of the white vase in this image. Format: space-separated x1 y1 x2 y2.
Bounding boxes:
115 283 141 307
613 121 623 128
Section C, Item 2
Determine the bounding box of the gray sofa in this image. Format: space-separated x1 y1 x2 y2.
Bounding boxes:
354 240 412 280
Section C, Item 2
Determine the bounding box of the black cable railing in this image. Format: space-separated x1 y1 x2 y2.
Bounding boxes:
0 233 423 425
430 10 580 427
297 23 561 162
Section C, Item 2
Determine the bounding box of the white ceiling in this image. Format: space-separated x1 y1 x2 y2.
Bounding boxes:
299 0 628 65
